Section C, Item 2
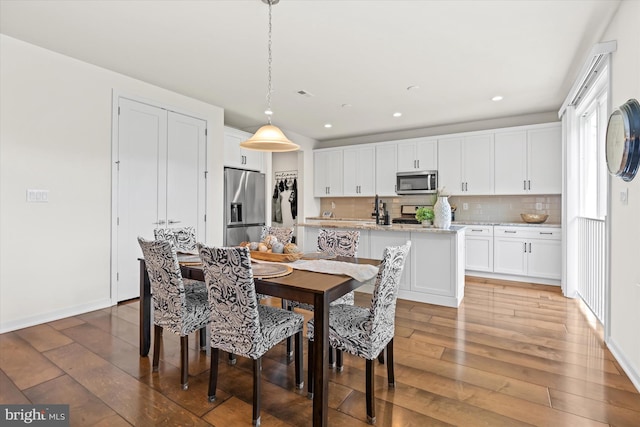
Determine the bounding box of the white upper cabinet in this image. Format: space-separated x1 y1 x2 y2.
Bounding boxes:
438 134 494 195
397 138 438 172
343 146 376 196
494 124 561 194
224 127 264 171
375 143 398 196
314 149 344 197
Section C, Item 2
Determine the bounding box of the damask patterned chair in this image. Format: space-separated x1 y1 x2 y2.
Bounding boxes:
137 237 210 390
307 241 411 424
154 226 197 253
260 225 294 244
287 229 360 367
198 244 304 427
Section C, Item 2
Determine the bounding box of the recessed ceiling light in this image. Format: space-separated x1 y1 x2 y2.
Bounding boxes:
341 103 352 108
492 95 503 102
393 112 402 118
407 85 420 91
324 123 332 128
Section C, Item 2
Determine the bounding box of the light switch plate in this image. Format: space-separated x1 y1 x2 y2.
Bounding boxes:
620 188 628 205
26 189 49 203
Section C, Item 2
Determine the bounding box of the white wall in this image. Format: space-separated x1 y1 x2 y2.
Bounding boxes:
0 35 224 332
602 0 640 390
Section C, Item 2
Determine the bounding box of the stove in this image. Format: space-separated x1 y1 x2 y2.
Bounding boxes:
392 204 431 225
392 217 420 224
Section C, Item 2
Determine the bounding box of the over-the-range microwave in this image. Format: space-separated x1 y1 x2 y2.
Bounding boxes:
396 170 438 195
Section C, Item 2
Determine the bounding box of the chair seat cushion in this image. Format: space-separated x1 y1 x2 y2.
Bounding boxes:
307 304 391 360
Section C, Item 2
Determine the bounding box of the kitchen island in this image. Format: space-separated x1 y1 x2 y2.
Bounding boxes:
298 220 466 307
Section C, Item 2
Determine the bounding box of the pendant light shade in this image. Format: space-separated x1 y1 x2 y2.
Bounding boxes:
239 0 299 152
240 124 300 152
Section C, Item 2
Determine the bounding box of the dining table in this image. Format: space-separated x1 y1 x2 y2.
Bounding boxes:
138 254 380 427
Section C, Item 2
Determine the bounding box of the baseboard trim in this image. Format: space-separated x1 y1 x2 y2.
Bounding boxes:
607 337 640 393
0 298 113 333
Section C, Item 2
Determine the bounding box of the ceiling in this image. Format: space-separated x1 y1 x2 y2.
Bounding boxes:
0 0 620 142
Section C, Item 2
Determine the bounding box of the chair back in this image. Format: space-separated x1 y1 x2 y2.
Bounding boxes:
154 226 197 252
197 244 265 358
317 229 360 257
138 237 187 331
260 226 294 244
369 241 411 339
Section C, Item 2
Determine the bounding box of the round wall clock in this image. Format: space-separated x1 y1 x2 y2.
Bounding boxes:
605 98 640 182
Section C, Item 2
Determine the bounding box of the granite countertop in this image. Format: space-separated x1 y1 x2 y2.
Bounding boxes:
298 221 465 234
453 221 561 228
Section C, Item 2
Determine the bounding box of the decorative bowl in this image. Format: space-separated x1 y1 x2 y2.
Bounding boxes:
521 213 549 224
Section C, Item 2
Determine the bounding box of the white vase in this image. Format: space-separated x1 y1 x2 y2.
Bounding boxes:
433 196 451 229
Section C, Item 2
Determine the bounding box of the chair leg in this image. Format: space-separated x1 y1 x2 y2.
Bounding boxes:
366 358 376 424
377 348 385 364
253 358 262 427
199 327 207 351
208 348 219 402
152 324 162 372
294 331 303 389
336 349 344 372
386 339 395 388
180 336 189 390
307 339 314 399
283 299 293 362
329 347 335 367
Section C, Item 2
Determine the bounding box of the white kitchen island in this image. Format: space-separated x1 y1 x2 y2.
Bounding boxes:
298 221 466 307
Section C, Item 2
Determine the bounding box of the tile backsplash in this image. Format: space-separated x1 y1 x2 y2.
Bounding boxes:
318 194 561 224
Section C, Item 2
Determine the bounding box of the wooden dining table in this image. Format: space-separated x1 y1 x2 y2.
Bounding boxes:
138 255 380 427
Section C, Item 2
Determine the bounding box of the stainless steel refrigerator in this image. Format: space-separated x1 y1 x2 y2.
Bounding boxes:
224 167 266 246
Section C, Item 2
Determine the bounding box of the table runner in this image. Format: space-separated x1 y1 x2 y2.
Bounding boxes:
253 258 379 282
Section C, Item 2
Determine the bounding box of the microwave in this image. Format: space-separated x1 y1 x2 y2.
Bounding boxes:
396 170 438 195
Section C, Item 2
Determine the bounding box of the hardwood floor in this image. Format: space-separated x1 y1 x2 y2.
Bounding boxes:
2 277 640 426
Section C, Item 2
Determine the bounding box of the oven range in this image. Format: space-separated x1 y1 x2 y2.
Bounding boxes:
391 204 430 225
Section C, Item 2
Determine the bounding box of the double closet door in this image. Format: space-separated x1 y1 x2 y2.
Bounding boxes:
114 97 207 301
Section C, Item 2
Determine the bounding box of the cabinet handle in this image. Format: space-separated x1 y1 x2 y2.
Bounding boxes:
465 182 468 191
528 180 531 190
528 242 532 253
504 230 517 233
461 182 465 191
523 242 527 252
417 159 420 169
539 232 553 235
524 180 527 190
471 229 484 232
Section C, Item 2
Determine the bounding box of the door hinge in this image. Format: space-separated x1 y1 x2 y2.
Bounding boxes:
118 106 120 115
204 170 208 179
205 128 208 136
204 214 207 222
117 217 120 226
115 160 120 171
116 272 119 281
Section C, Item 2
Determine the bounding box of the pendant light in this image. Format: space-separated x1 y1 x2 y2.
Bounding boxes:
240 0 299 152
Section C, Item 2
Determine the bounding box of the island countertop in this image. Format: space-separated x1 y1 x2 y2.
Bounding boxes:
297 221 466 234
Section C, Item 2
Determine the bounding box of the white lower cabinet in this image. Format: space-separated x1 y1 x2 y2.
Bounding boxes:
493 226 561 280
369 230 411 291
461 225 494 272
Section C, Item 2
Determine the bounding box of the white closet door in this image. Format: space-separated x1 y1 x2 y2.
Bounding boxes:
117 98 167 301
166 111 207 241
115 99 207 301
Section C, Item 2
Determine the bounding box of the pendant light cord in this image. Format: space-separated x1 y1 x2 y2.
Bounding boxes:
266 0 273 124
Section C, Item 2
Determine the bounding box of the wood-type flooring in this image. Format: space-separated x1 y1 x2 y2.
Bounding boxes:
1 277 639 426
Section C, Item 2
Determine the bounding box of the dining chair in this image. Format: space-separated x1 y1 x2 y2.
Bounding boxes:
197 244 304 427
260 225 294 244
286 229 360 368
137 237 211 390
154 226 197 253
307 241 411 424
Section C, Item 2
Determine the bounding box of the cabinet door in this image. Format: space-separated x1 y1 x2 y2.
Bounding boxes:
242 147 263 171
494 131 527 194
410 233 456 296
397 143 417 172
466 235 493 272
416 139 438 170
527 238 561 279
343 146 375 196
303 227 321 252
493 236 527 275
375 144 398 196
528 126 561 194
438 138 462 195
342 148 359 196
462 134 494 194
369 231 411 291
327 150 344 196
223 130 244 169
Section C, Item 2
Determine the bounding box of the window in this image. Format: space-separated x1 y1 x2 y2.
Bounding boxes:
576 67 608 220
